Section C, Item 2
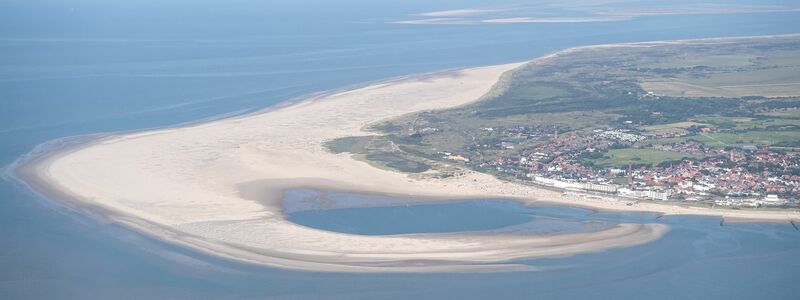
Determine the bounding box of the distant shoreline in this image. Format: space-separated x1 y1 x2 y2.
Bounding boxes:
11 34 800 273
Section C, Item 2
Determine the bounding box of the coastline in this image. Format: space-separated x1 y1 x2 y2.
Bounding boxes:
11 35 800 273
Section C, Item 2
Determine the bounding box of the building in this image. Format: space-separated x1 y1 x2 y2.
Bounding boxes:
644 190 671 201
760 194 786 206
617 188 670 201
581 182 619 193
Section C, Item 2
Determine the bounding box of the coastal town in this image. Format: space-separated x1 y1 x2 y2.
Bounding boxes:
444 122 800 208
367 37 800 211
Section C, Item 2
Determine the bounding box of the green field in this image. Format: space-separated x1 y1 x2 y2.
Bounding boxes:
642 121 706 132
637 54 757 69
587 148 699 168
697 115 798 131
645 130 800 148
331 36 800 177
693 131 800 148
636 48 800 98
756 110 800 119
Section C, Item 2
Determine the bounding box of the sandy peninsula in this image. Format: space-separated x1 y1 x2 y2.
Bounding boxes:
15 41 799 272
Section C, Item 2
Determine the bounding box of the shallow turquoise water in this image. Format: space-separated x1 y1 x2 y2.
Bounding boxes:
2 0 800 298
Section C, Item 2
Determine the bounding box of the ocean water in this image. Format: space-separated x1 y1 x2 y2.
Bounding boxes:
2 1 800 299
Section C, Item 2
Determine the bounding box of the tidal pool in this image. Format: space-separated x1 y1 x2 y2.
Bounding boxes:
283 189 614 235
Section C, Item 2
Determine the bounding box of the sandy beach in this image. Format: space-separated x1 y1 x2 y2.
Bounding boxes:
15 40 800 272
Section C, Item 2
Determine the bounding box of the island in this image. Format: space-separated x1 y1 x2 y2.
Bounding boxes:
15 35 799 273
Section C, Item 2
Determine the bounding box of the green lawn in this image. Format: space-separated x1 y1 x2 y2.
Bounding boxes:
689 115 798 131
756 110 800 119
638 54 757 69
692 131 800 148
642 121 706 132
645 130 800 148
588 148 698 168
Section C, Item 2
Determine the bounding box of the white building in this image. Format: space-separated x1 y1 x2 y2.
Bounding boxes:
760 194 786 206
581 182 619 193
617 188 670 201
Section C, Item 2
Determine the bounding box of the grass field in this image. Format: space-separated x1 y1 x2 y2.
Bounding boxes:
693 131 800 148
642 121 706 132
637 48 800 98
637 54 757 69
502 84 567 102
756 110 800 119
587 148 699 168
645 130 800 148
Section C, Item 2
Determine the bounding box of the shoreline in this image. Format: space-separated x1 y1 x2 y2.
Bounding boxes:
10 35 800 273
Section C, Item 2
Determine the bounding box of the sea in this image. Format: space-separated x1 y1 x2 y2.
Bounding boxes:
1 1 800 299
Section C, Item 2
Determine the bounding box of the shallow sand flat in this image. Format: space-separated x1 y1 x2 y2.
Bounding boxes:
23 39 800 272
